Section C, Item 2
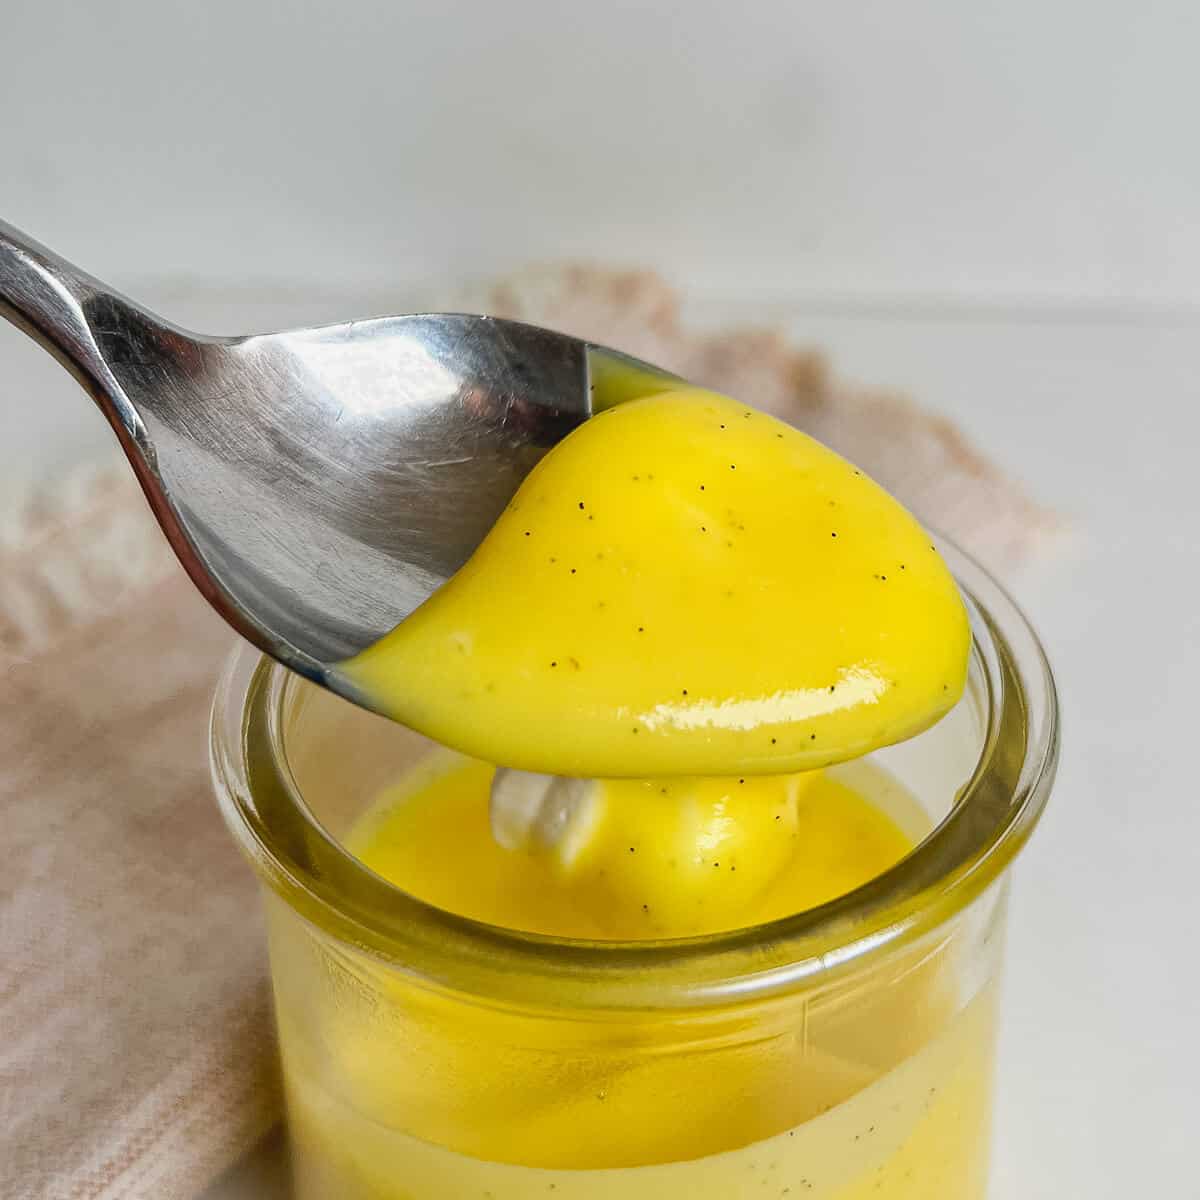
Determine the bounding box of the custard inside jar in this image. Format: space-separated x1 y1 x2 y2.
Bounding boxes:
212 543 1056 1200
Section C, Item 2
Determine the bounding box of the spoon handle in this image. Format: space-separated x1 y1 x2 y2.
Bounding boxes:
0 218 153 446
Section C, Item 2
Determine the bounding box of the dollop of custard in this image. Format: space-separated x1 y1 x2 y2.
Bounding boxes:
340 387 969 778
349 756 915 939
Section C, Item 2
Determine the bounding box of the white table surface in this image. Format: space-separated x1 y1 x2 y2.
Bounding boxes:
5 298 1195 1198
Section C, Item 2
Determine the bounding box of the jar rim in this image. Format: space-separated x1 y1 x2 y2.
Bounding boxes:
210 537 1058 1012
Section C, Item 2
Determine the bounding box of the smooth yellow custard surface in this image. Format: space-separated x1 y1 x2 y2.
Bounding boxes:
347 754 912 939
340 388 969 778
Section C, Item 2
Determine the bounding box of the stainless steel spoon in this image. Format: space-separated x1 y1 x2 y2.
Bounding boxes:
0 219 680 708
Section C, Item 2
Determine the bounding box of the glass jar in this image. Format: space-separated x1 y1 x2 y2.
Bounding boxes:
211 540 1057 1199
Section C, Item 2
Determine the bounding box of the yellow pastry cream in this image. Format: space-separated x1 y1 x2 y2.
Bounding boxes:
353 756 912 940
274 755 996 1199
278 382 985 1197
340 388 969 778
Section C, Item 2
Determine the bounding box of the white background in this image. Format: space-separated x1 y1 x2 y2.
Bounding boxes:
4 0 1199 309
3 3 1197 1197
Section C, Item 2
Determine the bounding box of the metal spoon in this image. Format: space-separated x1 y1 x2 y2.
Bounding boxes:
0 219 680 709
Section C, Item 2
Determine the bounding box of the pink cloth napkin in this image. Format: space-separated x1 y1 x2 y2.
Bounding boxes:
0 268 1058 1199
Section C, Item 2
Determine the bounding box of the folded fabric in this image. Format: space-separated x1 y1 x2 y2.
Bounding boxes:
0 269 1058 1200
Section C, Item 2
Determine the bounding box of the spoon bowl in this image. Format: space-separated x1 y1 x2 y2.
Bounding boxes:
0 220 680 703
